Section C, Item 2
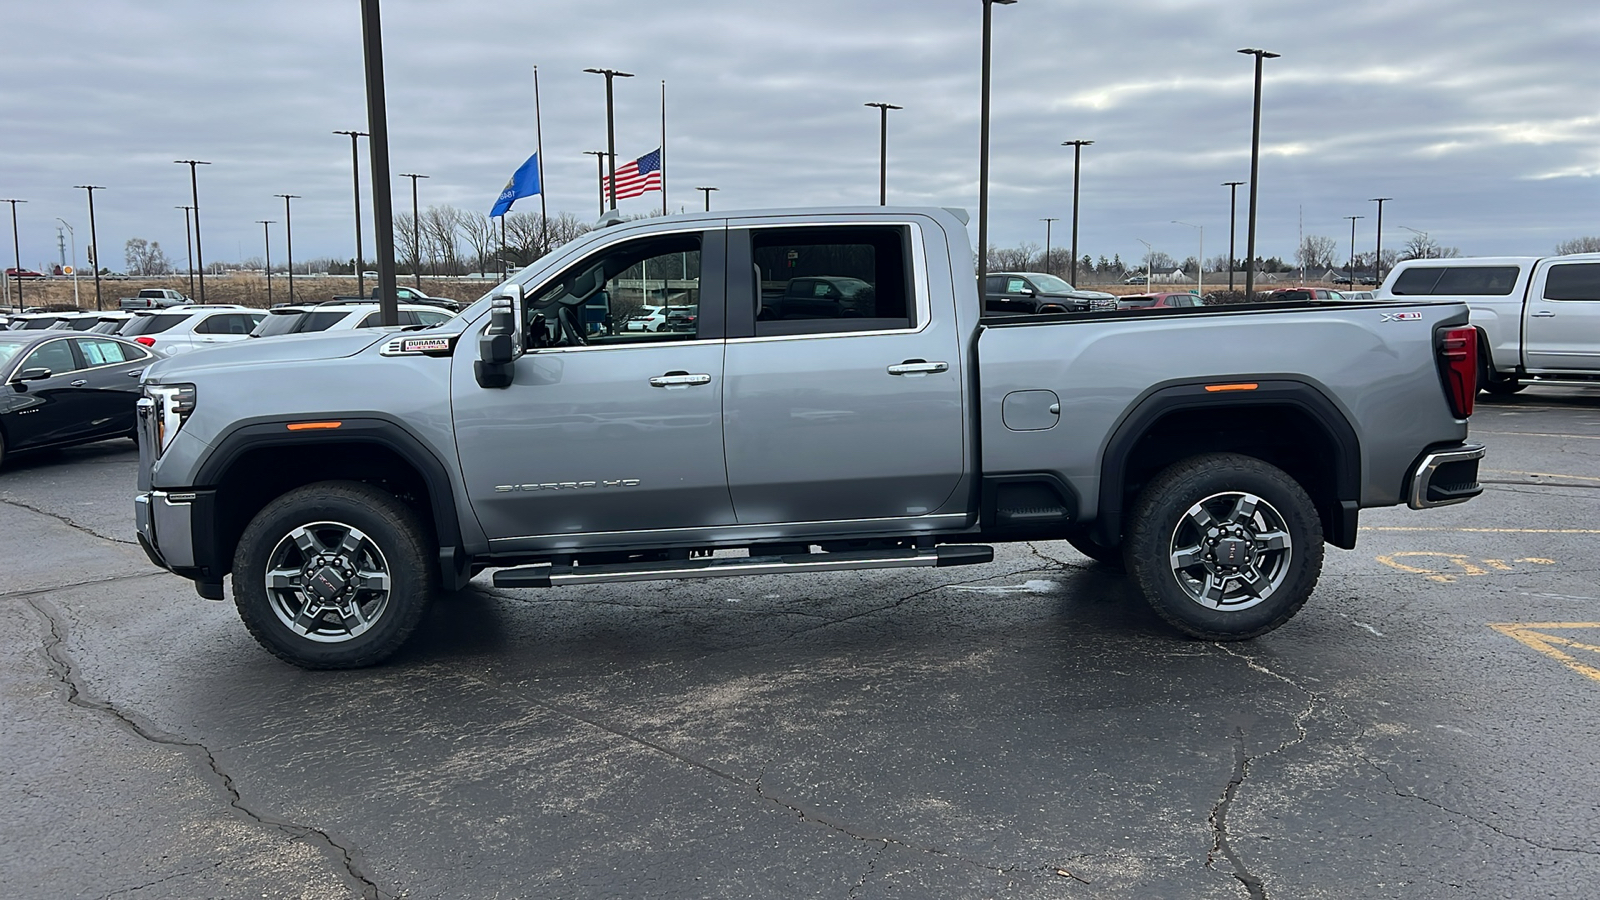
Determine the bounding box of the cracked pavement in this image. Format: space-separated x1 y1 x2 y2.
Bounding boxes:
2 389 1599 898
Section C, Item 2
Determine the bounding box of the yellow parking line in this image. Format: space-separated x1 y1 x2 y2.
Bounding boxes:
1489 623 1600 683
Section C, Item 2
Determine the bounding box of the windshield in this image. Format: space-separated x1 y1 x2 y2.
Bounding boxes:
1029 274 1077 293
0 342 22 368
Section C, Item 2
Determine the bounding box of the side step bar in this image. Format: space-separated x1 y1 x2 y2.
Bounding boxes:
492 544 995 589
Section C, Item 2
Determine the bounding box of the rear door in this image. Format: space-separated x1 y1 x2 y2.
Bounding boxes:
70 337 152 438
721 220 967 526
1523 261 1600 372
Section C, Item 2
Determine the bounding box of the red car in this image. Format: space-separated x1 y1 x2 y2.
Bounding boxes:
1117 292 1204 309
1266 287 1346 301
4 268 45 279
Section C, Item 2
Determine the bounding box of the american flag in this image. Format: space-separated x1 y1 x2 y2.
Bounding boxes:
602 148 662 201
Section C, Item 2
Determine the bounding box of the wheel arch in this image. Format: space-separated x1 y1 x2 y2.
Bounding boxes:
191 416 468 590
1093 379 1362 550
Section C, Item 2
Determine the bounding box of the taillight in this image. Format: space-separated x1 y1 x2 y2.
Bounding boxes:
1437 326 1476 419
136 336 156 347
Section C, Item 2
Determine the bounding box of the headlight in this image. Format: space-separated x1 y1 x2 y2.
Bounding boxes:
140 383 197 457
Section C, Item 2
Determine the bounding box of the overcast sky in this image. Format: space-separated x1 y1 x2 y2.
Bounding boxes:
3 0 1597 275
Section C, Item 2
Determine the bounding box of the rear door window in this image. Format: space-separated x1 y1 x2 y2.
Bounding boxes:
1543 263 1600 301
121 313 191 336
750 225 913 336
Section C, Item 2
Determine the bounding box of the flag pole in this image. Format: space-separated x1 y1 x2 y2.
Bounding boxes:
534 64 548 256
660 79 668 217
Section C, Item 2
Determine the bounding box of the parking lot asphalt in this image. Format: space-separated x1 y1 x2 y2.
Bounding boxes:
2 387 1598 900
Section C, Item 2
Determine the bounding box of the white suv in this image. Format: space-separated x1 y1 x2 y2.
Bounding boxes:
250 302 455 339
118 305 266 355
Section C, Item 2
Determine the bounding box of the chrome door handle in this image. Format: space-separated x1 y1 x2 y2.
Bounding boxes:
127 369 144 377
887 360 949 376
1531 311 1556 317
70 379 88 387
649 372 712 388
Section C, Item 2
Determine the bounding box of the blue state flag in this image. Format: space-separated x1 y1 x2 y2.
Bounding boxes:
489 152 541 217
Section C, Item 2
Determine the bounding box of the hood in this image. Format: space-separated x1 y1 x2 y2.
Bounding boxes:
144 330 388 381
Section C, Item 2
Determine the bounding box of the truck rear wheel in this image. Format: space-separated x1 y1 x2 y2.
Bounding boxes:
1123 453 1323 640
232 481 436 669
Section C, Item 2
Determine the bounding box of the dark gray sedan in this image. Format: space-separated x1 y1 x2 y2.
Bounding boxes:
0 331 157 469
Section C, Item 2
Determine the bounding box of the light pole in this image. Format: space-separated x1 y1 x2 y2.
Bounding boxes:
1369 197 1391 284
1237 48 1279 299
257 220 275 305
583 150 611 216
1222 181 1244 292
977 0 1019 289
864 102 902 205
583 67 634 210
696 187 718 211
55 218 79 307
1344 215 1364 288
333 130 369 296
3 199 25 308
1061 139 1092 285
1173 220 1203 297
398 173 429 287
274 194 299 303
1137 238 1153 293
175 206 195 299
1040 218 1058 274
172 163 209 301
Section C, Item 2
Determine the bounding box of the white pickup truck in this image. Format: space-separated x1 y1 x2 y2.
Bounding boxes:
119 288 191 310
1378 254 1600 394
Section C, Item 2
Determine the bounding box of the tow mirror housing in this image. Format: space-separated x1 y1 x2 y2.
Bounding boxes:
475 284 524 389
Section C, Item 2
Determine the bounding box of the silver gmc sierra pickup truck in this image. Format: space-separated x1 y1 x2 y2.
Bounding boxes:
134 207 1486 668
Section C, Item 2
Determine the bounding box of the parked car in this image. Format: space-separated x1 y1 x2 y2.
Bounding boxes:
984 272 1116 313
1265 287 1346 302
135 206 1484 669
660 305 698 332
117 305 265 355
625 306 667 331
4 268 45 279
1117 292 1205 310
7 312 87 330
329 286 463 312
250 302 455 339
1343 291 1376 301
760 275 876 320
0 331 158 469
1378 253 1600 394
119 288 191 310
43 312 109 331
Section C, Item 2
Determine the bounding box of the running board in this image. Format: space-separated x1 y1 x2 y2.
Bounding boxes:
492 545 995 589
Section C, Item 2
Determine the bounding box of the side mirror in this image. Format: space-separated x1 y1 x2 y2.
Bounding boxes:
16 366 52 381
475 284 524 389
1017 287 1036 297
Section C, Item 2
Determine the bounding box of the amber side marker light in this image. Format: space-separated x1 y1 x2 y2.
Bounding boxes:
287 421 343 431
1204 383 1259 392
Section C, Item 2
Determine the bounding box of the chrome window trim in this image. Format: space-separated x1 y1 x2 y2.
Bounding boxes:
729 219 931 344
489 512 968 546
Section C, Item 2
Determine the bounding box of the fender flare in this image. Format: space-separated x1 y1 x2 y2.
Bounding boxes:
1094 378 1362 549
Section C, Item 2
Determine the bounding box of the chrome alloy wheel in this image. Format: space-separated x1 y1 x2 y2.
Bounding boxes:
264 521 393 643
1167 491 1292 612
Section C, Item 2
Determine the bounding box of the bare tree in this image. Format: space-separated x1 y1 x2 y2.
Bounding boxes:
1295 234 1338 270
459 211 496 276
1555 236 1600 255
124 238 172 275
395 213 419 275
420 205 464 275
1400 233 1460 260
986 241 1040 272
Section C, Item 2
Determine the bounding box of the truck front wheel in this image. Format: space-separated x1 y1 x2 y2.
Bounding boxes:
232 481 436 669
1124 453 1323 640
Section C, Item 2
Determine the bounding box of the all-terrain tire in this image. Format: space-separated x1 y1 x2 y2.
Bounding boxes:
1123 453 1323 640
232 480 436 669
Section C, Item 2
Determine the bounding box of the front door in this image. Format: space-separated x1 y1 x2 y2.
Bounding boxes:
722 222 967 525
1523 261 1600 373
453 228 735 547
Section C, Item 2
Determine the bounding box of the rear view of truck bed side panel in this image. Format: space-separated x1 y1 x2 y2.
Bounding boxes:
975 303 1472 526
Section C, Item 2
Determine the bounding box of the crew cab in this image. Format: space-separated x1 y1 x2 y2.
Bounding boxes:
1378 254 1600 393
134 207 1485 669
119 288 191 310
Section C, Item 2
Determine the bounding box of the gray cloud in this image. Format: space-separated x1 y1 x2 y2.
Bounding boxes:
2 0 1596 275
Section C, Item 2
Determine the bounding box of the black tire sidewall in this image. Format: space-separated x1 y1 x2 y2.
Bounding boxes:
232 481 435 669
1125 454 1323 640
